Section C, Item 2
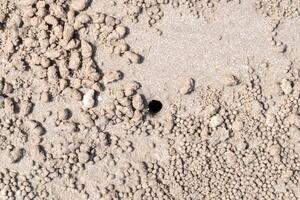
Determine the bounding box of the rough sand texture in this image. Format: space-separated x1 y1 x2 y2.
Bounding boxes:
0 0 300 199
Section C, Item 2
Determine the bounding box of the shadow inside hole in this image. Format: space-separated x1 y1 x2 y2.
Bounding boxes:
148 100 162 114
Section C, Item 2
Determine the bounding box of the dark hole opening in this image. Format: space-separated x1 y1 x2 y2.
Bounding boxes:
148 100 162 114
45 4 50 10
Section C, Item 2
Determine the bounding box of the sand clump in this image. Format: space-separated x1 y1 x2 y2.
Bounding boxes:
120 0 243 25
157 68 300 199
0 0 300 200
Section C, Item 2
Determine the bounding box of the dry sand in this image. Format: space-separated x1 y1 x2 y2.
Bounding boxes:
0 0 300 199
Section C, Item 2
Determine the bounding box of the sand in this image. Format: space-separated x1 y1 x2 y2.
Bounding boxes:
0 0 300 199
